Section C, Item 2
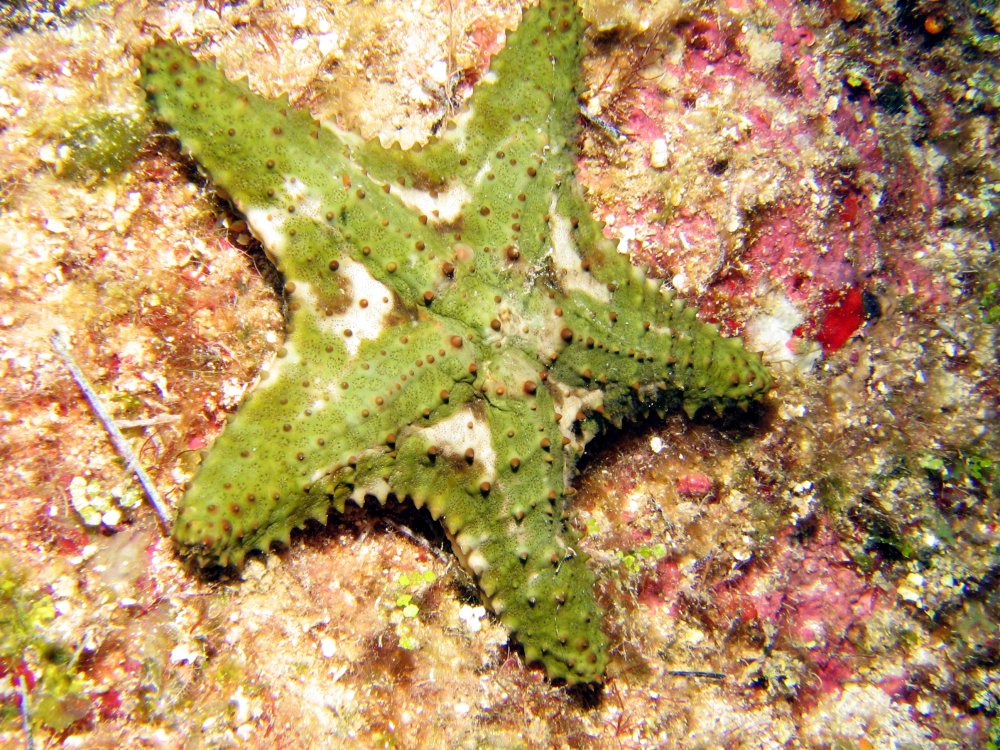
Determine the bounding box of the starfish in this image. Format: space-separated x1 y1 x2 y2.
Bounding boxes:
140 0 770 684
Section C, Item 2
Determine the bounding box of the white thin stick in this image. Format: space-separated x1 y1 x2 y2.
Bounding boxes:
17 677 34 750
50 331 171 528
381 517 451 565
114 414 180 428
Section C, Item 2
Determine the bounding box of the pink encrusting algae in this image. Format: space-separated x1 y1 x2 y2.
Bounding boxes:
712 518 889 704
583 0 956 363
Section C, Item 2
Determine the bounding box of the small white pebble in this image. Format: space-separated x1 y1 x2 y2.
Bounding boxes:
45 217 69 234
650 137 669 169
38 143 58 164
732 547 752 562
427 59 449 86
616 225 636 254
683 628 705 645
778 402 808 420
459 603 487 633
170 643 200 665
231 687 251 724
317 32 342 58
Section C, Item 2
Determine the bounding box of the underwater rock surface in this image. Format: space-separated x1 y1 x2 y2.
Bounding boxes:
0 0 995 747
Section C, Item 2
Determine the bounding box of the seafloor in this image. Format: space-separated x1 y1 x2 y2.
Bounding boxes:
0 0 997 748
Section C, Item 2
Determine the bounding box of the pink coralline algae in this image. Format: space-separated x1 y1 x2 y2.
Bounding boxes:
675 471 715 497
713 518 887 701
638 557 682 610
585 0 954 359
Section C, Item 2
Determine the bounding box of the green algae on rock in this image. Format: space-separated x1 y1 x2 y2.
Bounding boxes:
45 110 149 184
0 559 91 731
139 0 770 684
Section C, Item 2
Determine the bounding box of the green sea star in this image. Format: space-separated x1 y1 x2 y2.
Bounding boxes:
140 0 770 684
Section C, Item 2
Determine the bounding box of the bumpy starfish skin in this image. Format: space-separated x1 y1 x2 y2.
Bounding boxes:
140 0 770 684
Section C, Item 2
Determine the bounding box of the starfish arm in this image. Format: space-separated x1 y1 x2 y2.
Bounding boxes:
141 42 462 313
550 304 771 432
173 310 478 567
351 0 585 191
531 178 771 428
326 0 591 337
383 376 608 684
553 274 771 422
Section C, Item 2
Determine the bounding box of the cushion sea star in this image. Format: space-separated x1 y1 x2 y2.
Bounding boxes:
140 0 770 684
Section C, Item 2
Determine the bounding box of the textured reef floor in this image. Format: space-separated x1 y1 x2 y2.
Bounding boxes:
0 0 997 748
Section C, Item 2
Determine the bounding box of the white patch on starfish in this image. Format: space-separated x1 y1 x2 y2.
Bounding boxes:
453 530 491 575
281 177 328 222
390 179 472 225
547 196 611 303
413 408 497 480
490 296 566 359
449 106 475 152
552 382 603 454
254 346 302 391
244 206 289 256
471 158 493 188
447 528 492 579
319 119 364 147
466 549 490 575
295 259 394 357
